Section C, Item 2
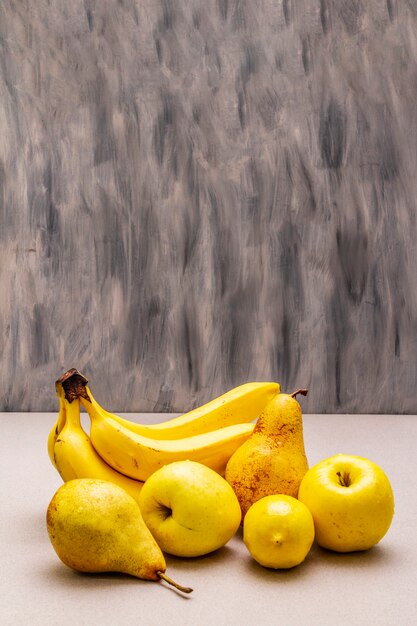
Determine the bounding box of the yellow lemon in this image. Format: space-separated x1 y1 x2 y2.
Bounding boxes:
243 494 315 568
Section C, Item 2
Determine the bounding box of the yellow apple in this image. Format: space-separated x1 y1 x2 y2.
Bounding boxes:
243 494 315 569
138 460 241 557
298 454 394 552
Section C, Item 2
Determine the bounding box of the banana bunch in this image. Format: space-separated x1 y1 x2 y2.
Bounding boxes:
48 369 280 485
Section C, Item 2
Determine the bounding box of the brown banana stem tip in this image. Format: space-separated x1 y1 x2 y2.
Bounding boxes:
157 571 193 594
290 389 309 398
55 368 91 403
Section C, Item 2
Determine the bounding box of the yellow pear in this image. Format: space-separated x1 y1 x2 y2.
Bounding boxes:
225 390 309 521
46 478 192 593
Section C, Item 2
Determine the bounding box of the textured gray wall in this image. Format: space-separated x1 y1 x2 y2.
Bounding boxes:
1 1 417 413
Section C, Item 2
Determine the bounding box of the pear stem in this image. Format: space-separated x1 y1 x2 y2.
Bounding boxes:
290 389 308 398
157 571 193 594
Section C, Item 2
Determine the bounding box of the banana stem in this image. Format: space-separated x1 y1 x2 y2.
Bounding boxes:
56 368 90 403
157 571 193 594
290 389 308 398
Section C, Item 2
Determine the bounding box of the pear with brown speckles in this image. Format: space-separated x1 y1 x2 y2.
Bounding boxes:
225 391 309 522
46 479 192 593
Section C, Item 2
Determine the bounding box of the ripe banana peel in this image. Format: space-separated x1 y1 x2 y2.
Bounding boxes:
52 390 144 504
87 408 255 481
81 378 280 440
47 390 67 469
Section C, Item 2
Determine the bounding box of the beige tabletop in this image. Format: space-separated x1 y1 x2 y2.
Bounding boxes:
1 411 416 626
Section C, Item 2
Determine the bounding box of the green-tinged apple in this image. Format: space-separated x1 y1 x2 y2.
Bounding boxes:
298 454 394 552
138 460 241 557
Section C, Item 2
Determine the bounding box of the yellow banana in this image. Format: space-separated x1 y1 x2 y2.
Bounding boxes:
64 367 279 439
52 394 144 505
47 392 67 468
93 381 279 438
84 400 255 481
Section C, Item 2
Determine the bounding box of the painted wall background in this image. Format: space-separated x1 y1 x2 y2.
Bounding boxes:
1 1 417 413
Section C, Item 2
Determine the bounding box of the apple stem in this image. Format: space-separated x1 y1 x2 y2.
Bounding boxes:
290 389 308 398
336 471 351 487
157 571 193 594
